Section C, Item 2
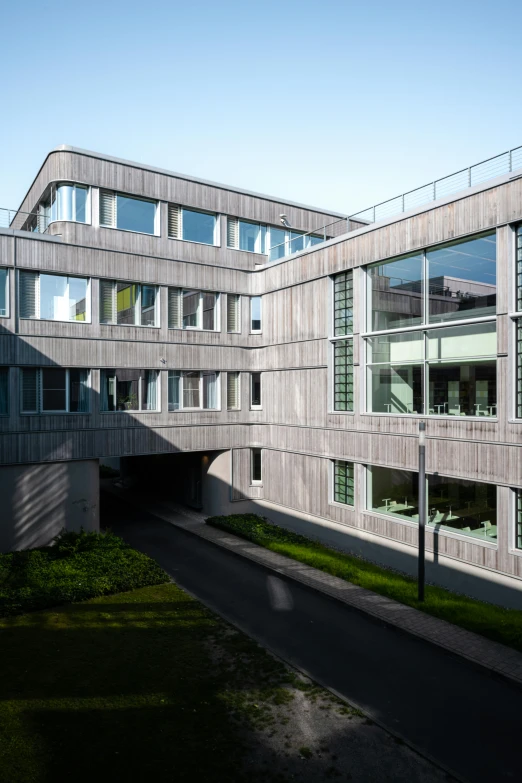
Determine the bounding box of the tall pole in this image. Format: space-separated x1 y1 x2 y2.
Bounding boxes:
418 422 426 602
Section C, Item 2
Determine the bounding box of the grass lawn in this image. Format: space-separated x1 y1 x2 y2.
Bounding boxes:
206 514 522 654
0 582 361 783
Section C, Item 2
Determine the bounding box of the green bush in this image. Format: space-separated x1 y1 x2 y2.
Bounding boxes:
0 529 169 617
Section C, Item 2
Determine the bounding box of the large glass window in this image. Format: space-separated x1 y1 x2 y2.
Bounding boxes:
54 183 89 223
100 191 157 235
365 233 497 417
21 368 90 413
367 466 497 542
100 280 158 327
20 271 89 322
168 288 219 330
0 368 8 415
167 371 219 410
101 369 158 412
333 460 354 506
240 221 265 253
332 271 354 412
0 269 8 316
182 209 216 244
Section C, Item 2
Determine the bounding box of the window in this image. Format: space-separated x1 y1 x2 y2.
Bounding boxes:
100 280 158 327
168 289 219 330
33 184 90 231
168 204 217 245
251 448 262 483
100 191 157 235
331 271 354 412
168 371 219 410
0 269 8 316
515 226 522 418
269 227 324 262
227 371 240 410
21 368 90 413
365 233 497 417
0 368 8 415
515 489 522 549
250 296 262 332
20 272 89 322
101 369 159 412
227 294 241 333
367 466 497 542
333 460 354 506
227 218 266 254
251 372 261 408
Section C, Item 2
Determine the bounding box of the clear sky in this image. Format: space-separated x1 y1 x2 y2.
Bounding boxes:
1 0 521 218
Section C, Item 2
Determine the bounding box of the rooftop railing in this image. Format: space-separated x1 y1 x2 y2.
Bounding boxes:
0 206 49 232
270 144 522 258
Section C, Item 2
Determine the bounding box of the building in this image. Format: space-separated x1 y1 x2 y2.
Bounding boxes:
1 145 521 607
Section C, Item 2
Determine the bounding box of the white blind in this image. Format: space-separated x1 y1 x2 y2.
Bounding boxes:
21 368 39 413
168 204 182 239
100 191 116 227
99 280 116 323
168 288 182 328
227 294 240 332
19 271 39 319
227 217 238 248
227 371 240 410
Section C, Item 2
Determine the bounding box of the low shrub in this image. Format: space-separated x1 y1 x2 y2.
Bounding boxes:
0 529 169 617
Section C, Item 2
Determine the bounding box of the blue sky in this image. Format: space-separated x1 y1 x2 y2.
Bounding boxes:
1 0 521 217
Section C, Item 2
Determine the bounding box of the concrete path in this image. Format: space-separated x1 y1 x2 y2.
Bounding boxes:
102 487 522 783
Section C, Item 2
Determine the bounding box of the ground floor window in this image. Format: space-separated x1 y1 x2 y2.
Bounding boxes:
251 448 262 483
168 371 219 410
333 460 354 506
101 369 158 412
367 466 497 541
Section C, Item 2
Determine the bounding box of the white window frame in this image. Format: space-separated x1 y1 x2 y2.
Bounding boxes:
250 372 262 410
251 448 262 485
227 217 266 255
250 296 262 334
20 271 91 323
100 280 159 328
168 371 221 411
0 268 9 318
168 204 219 246
21 368 91 415
100 369 160 413
99 190 159 236
168 289 220 332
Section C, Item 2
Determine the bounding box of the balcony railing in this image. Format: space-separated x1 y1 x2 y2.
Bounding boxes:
0 206 49 233
269 144 522 259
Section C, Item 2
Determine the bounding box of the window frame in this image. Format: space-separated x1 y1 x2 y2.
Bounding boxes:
330 459 355 508
167 370 221 411
100 368 160 413
250 372 262 410
100 279 159 328
168 204 219 246
167 288 220 332
99 190 159 236
250 296 262 334
20 271 91 324
20 368 91 415
251 448 262 485
330 271 354 414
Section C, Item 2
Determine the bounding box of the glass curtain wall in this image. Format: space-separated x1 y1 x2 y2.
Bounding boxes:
366 233 497 416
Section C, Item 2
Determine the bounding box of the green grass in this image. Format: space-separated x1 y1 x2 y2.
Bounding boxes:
0 582 319 783
206 514 522 653
0 530 169 617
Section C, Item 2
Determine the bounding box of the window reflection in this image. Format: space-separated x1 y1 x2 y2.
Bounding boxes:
368 253 424 331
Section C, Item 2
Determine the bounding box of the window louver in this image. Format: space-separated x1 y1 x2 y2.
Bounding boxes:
227 372 240 410
227 294 240 333
227 217 239 248
168 288 182 328
21 368 39 413
168 204 182 239
100 191 116 227
100 280 116 324
19 271 39 319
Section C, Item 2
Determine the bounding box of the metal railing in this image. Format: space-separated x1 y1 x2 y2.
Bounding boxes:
0 206 49 232
269 144 522 258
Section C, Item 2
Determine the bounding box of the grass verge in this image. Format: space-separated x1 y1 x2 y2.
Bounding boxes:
206 514 522 653
0 530 169 617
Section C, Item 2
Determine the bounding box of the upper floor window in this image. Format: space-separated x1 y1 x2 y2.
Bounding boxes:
100 280 158 327
32 184 90 232
168 371 219 410
0 269 8 317
168 288 219 331
368 233 497 331
251 372 262 409
100 191 157 235
101 369 158 412
227 371 240 410
21 368 90 413
515 226 522 418
226 294 241 333
331 271 354 412
168 204 217 245
227 217 323 260
250 296 262 333
20 271 89 322
0 368 8 415
227 218 266 254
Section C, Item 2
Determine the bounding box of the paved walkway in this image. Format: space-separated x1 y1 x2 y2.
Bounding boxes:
105 483 522 688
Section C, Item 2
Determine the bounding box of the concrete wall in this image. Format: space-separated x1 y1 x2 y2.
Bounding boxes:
0 459 99 552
